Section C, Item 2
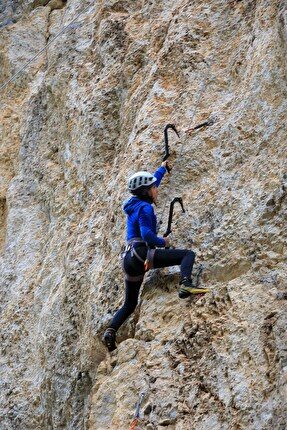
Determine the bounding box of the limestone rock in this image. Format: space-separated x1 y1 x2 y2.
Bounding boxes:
0 0 286 429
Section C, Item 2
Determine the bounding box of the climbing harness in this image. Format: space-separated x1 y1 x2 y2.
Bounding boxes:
162 124 180 173
121 238 155 279
163 197 185 238
129 392 145 430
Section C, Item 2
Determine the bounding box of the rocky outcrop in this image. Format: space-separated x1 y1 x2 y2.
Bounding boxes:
0 0 286 429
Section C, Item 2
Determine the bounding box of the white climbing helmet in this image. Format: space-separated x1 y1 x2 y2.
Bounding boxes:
128 171 157 191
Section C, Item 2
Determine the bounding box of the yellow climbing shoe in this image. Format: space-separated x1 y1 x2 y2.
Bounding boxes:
178 278 209 299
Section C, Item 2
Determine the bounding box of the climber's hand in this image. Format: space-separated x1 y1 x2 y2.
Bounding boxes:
161 160 171 171
164 237 170 248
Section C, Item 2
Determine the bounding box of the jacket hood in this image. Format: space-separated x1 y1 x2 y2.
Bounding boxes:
123 197 149 216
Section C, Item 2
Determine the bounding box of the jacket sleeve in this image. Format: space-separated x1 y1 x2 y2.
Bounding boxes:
139 205 166 247
153 166 166 188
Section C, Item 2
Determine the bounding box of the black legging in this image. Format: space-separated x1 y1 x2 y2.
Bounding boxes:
109 247 195 331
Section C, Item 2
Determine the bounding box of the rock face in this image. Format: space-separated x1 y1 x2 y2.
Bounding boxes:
0 0 286 429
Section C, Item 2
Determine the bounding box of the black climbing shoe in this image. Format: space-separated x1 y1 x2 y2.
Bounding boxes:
178 278 209 299
103 328 117 352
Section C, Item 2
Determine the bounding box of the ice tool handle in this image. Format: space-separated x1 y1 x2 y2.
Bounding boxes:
163 124 180 173
163 197 185 238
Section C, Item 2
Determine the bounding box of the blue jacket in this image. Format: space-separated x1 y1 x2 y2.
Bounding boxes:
123 166 166 247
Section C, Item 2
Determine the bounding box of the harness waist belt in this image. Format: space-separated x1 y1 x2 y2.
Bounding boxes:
127 237 147 247
122 238 156 280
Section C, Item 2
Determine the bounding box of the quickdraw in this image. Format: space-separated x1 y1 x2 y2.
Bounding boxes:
194 263 203 287
129 393 145 430
163 197 185 238
163 124 180 173
185 115 217 134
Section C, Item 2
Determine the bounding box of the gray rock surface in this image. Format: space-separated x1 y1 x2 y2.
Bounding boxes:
0 0 286 429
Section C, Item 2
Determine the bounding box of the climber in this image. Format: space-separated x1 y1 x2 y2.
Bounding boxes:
103 161 209 351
